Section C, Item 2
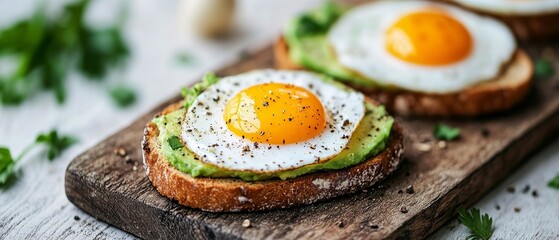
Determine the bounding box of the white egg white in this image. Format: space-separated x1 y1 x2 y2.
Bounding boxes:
328 0 516 93
182 70 365 172
454 0 559 15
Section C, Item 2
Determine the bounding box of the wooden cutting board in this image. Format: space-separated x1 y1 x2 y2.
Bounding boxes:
65 40 559 239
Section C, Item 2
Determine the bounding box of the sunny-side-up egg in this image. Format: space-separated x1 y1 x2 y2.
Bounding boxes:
327 0 517 93
181 70 365 172
453 0 559 15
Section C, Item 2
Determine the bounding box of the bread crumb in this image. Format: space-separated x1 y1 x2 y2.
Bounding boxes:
242 219 251 228
413 142 431 152
406 185 415 194
481 128 491 138
400 206 409 213
522 185 530 194
115 147 127 157
337 221 345 228
437 141 447 149
132 166 138 171
124 155 133 163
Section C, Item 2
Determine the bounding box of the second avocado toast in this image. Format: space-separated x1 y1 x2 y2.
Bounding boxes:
276 1 533 117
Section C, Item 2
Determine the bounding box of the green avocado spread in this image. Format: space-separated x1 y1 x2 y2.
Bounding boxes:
284 3 383 89
152 73 393 182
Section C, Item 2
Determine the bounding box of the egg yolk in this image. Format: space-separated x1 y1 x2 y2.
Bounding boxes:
224 83 326 144
385 10 472 65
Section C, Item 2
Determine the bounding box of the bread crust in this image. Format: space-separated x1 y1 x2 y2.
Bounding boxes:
142 99 404 212
274 36 533 117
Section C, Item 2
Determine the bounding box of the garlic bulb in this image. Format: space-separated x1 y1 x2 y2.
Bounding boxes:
179 0 236 37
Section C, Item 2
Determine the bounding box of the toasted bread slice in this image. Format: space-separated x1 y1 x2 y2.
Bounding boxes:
275 36 533 117
142 99 404 212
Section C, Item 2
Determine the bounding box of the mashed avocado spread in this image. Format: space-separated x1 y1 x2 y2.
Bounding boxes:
151 73 393 181
284 3 381 88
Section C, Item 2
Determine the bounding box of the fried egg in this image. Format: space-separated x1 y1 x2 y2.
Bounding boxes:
453 0 559 15
182 70 365 172
328 0 516 93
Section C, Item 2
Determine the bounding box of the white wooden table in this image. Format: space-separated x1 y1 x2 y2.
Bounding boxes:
1 1 558 239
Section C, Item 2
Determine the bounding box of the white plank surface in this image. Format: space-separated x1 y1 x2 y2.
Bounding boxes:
430 138 559 240
0 0 558 239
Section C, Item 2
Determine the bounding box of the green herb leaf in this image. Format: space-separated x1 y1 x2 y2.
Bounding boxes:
294 2 344 38
0 0 129 105
322 2 345 27
79 27 129 79
295 14 325 37
35 130 78 160
203 72 219 85
548 174 559 189
167 136 184 150
434 124 461 141
176 52 197 65
109 86 136 107
0 147 16 185
0 78 30 105
181 72 220 109
1 130 77 188
458 207 493 240
535 59 555 78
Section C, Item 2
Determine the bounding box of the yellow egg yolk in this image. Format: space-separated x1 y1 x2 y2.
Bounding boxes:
385 10 472 65
224 83 326 144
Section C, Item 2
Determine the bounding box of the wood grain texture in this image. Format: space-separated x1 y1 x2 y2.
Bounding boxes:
65 41 559 239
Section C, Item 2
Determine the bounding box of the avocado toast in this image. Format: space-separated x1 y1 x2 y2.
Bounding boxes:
275 2 533 117
142 70 404 212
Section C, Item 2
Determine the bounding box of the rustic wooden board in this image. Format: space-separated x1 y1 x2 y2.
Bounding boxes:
65 40 559 239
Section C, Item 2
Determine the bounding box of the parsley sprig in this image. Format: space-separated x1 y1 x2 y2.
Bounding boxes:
109 85 136 108
294 2 345 38
534 58 555 79
176 52 197 66
457 207 493 240
548 174 559 189
181 73 219 109
0 148 17 185
167 136 184 150
434 124 461 141
0 130 77 187
0 0 130 105
35 130 78 160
